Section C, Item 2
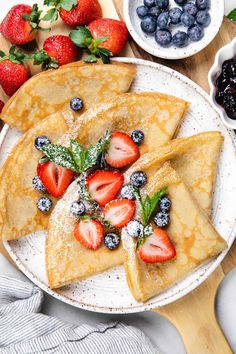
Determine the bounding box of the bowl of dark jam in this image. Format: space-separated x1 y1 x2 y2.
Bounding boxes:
209 38 236 129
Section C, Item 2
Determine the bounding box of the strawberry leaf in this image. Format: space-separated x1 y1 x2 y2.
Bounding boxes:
70 27 92 48
31 50 59 70
60 0 77 11
42 8 58 22
227 8 236 22
84 54 97 63
22 4 46 32
94 36 108 45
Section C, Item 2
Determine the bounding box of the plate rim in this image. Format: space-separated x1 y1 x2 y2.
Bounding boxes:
3 57 236 314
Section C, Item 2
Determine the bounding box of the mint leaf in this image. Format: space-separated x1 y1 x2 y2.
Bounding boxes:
83 130 111 171
41 144 78 171
227 8 236 22
42 8 58 22
70 140 86 172
61 0 77 11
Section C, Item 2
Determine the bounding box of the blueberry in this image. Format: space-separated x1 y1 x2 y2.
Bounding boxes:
104 233 120 250
136 5 149 18
155 0 169 9
174 0 187 5
169 7 183 25
126 220 144 238
130 171 147 187
144 0 156 7
37 197 52 212
158 196 171 212
196 0 210 10
131 130 144 144
154 212 169 228
196 10 211 27
34 136 51 151
120 184 135 200
172 31 189 47
183 2 198 16
32 176 46 192
148 6 161 17
188 25 204 41
141 15 157 33
157 12 169 29
70 97 84 112
70 201 86 217
181 12 195 27
155 29 172 46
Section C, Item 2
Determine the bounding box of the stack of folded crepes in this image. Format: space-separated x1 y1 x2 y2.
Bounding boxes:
0 61 227 303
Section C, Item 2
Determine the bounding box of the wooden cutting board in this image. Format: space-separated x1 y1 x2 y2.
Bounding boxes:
0 1 235 353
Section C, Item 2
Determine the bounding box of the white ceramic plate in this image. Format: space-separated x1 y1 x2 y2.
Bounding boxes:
123 0 224 60
1 58 236 314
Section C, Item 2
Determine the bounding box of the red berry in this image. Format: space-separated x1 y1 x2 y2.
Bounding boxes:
0 60 30 97
43 35 80 66
104 199 136 228
74 219 104 250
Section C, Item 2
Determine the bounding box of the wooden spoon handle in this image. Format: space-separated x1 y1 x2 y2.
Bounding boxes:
154 267 232 354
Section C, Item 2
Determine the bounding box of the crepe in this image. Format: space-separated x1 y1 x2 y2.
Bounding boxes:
1 61 136 132
122 163 227 302
126 131 223 216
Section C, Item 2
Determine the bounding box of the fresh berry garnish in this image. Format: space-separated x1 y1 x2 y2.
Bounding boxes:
196 0 210 10
34 136 51 151
104 199 136 228
154 211 170 228
86 170 124 207
157 12 169 29
104 233 120 250
59 0 102 26
130 171 147 188
172 31 189 48
1 4 42 45
74 219 104 250
120 184 135 200
183 3 198 16
126 220 144 238
70 97 84 111
196 10 211 27
174 0 187 5
155 30 172 47
156 0 169 9
0 46 30 97
36 196 52 212
158 196 171 212
70 201 86 217
169 7 183 24
131 130 144 145
105 132 140 168
32 176 46 192
37 161 75 198
144 0 156 7
141 15 157 34
136 6 149 18
181 12 195 27
187 25 204 41
138 228 176 263
0 100 4 113
43 35 79 66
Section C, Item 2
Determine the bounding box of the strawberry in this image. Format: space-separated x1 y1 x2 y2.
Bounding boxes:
86 170 124 207
104 199 136 228
74 219 104 250
0 100 5 113
87 19 129 56
0 46 30 97
43 35 80 66
1 4 42 45
105 132 140 168
138 228 176 264
37 161 75 198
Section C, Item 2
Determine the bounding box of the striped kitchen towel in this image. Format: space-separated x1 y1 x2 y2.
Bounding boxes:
0 276 159 354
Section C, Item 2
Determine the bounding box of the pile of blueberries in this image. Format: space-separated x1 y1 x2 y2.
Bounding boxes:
136 0 211 48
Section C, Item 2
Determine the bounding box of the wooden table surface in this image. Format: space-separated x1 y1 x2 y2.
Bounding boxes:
0 1 236 353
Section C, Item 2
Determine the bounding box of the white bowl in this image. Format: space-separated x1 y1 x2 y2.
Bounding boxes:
208 37 236 130
123 0 224 60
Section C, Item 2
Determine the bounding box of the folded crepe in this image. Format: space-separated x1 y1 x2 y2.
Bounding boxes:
0 92 188 242
122 162 227 302
1 61 136 132
46 131 223 289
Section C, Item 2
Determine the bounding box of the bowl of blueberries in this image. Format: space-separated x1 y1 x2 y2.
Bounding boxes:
208 37 236 130
123 0 224 59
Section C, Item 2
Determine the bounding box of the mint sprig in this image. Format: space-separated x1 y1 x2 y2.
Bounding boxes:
227 8 236 23
134 187 168 226
43 0 77 22
41 130 111 173
70 27 112 64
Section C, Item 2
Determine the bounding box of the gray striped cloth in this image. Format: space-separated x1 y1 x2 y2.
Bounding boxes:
0 276 159 354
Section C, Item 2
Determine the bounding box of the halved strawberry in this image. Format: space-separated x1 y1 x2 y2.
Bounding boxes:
138 228 176 264
86 170 124 207
104 199 136 228
74 219 104 250
37 161 74 198
105 132 140 168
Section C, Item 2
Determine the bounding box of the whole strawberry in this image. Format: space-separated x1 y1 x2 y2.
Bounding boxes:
0 46 30 96
43 0 102 26
0 100 5 113
1 4 42 45
43 35 80 66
